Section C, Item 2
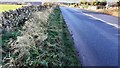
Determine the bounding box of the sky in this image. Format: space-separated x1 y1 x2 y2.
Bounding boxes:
0 0 119 3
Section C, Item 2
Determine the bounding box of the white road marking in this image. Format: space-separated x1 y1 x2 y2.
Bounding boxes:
82 13 119 29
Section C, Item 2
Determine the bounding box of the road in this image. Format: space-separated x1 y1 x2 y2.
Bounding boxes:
76 8 119 28
60 7 118 66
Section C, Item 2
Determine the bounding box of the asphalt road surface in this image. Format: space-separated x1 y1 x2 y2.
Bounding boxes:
60 7 118 66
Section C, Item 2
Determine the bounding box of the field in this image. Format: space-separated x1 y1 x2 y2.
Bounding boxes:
0 4 25 12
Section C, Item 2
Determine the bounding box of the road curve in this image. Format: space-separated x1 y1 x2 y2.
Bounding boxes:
60 7 118 66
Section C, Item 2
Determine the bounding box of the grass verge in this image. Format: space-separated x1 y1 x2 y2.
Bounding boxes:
46 6 80 66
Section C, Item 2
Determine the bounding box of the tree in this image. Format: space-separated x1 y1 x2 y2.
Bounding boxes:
117 1 120 6
92 2 97 6
91 0 100 6
96 1 101 5
79 0 86 5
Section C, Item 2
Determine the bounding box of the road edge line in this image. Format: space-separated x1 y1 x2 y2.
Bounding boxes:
82 13 119 29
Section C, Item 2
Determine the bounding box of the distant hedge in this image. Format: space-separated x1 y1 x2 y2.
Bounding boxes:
80 1 107 6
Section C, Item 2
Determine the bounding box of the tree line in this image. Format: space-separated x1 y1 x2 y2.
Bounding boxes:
79 1 120 6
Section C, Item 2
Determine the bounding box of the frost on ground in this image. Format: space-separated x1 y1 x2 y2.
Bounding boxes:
2 8 53 67
1 7 80 67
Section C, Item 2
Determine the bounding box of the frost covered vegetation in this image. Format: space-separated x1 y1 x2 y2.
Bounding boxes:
1 6 80 67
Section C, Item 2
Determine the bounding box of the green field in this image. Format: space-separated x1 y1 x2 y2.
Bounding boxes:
0 4 25 12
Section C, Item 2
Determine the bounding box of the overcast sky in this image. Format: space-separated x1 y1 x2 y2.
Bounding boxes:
0 0 119 3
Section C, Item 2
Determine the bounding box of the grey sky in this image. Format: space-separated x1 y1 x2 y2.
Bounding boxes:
0 0 119 3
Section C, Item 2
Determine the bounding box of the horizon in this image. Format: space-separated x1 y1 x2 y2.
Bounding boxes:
0 0 119 3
